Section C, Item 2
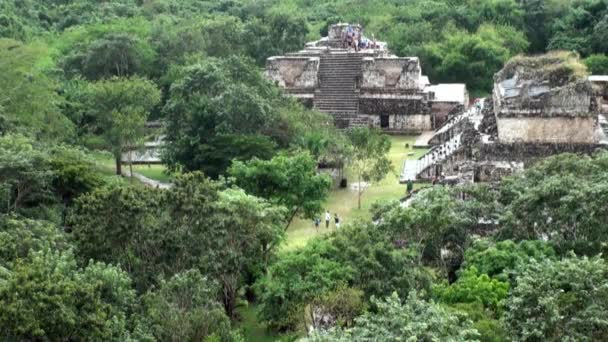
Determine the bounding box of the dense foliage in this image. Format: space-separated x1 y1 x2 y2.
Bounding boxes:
2 0 608 340
4 0 608 95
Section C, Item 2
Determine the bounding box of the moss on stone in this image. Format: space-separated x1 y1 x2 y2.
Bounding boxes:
497 51 588 87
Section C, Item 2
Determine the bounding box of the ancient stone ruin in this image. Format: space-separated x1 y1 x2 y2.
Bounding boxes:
265 23 468 132
401 52 608 184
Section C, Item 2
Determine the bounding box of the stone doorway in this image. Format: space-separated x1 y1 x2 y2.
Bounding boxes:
380 114 389 128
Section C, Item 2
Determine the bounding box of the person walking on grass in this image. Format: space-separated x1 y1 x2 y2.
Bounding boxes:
334 213 341 229
314 217 321 232
325 210 331 228
407 179 414 195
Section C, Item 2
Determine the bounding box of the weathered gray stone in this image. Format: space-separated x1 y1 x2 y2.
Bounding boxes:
264 23 468 133
264 56 319 88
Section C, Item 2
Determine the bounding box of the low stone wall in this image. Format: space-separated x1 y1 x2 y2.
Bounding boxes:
361 57 421 89
478 141 605 165
265 57 319 89
496 116 598 143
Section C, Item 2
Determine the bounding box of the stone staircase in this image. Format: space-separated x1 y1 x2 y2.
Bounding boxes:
314 53 362 125
400 133 463 182
428 99 484 145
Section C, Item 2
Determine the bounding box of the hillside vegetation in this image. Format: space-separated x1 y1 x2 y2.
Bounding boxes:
1 1 608 341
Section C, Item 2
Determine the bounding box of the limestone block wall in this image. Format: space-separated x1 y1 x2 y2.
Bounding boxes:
494 80 595 118
478 141 604 165
265 57 319 89
496 117 598 143
335 113 431 131
390 114 432 131
361 57 421 90
359 94 432 115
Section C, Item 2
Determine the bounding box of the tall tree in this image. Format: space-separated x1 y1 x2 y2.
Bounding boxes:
305 291 479 341
135 269 240 341
0 249 135 341
229 151 332 230
0 134 54 214
166 173 285 318
0 38 74 141
346 127 392 209
68 183 165 291
87 76 160 175
503 256 608 341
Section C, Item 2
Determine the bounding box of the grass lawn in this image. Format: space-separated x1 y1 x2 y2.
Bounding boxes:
131 164 173 183
237 305 285 342
89 151 172 183
283 135 428 250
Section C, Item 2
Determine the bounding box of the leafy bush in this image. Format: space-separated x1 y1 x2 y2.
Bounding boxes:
305 291 479 341
462 239 556 282
433 266 509 314
503 256 608 341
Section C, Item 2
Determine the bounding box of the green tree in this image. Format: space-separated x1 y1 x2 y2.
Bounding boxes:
256 223 431 332
0 134 54 214
346 127 392 209
229 151 331 229
503 256 608 341
58 19 155 80
255 239 355 331
0 38 74 141
47 144 103 205
433 266 509 314
86 76 160 175
422 24 528 92
166 174 285 318
80 33 154 80
462 239 556 282
379 186 473 266
162 56 288 177
0 249 135 341
68 182 165 291
548 0 608 56
0 215 67 267
310 286 366 329
305 291 479 341
499 152 608 255
584 54 608 74
135 269 241 341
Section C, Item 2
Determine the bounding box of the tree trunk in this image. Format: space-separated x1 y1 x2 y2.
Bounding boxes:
284 207 299 231
128 150 133 181
115 157 122 175
357 174 362 209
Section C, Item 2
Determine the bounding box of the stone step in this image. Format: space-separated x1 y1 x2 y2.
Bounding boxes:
315 102 358 106
315 97 358 101
315 105 358 109
316 90 357 93
315 97 358 100
317 102 357 106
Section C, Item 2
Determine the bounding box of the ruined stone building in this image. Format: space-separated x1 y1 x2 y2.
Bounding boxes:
265 23 468 132
401 52 608 184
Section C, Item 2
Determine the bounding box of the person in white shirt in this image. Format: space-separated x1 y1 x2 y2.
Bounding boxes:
325 210 331 228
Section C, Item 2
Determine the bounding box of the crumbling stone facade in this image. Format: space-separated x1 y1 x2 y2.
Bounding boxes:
402 52 608 184
493 52 599 144
264 23 466 132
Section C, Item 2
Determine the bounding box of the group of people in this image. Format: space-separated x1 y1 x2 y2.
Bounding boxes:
341 25 376 52
314 210 341 231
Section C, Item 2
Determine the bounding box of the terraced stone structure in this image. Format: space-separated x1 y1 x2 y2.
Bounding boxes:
493 52 599 144
401 52 608 184
265 23 467 132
